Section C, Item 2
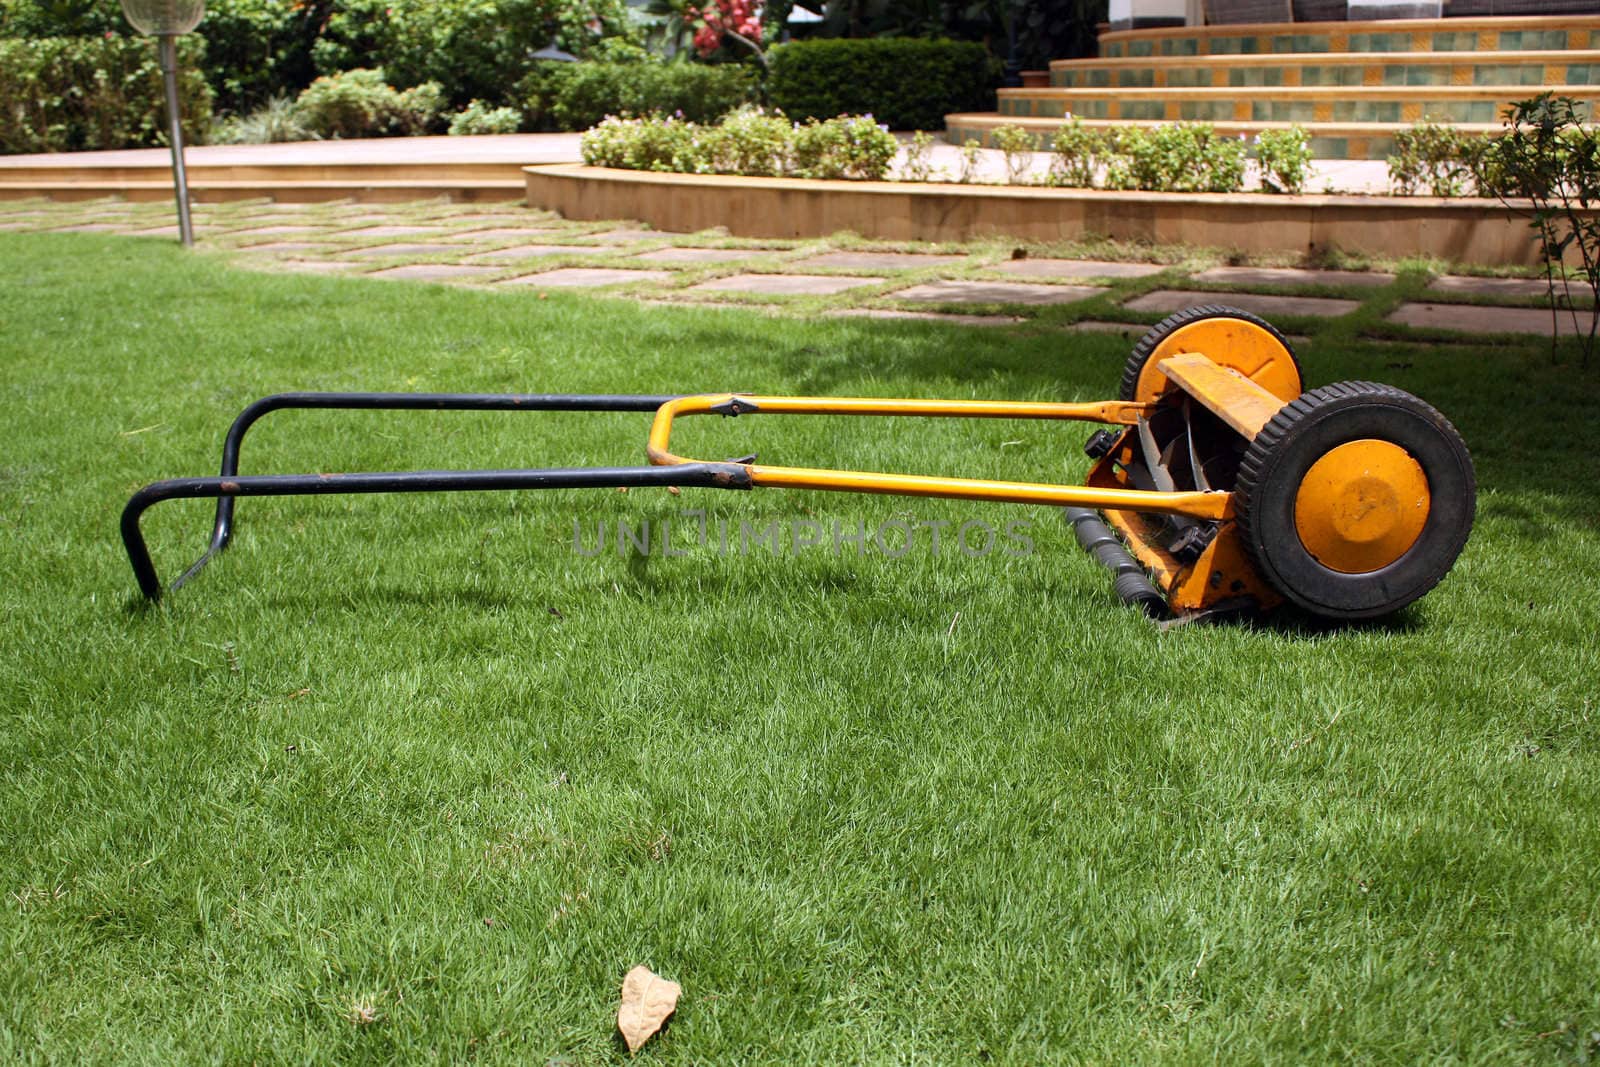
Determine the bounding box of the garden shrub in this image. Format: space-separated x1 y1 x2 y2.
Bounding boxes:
767 38 996 131
1387 122 1485 197
899 131 936 182
1047 121 1307 193
580 114 702 172
448 100 523 136
0 0 120 37
958 138 983 184
1479 93 1600 363
210 95 310 144
312 0 635 109
991 124 1038 184
1117 123 1248 193
579 110 895 181
194 0 323 114
1047 118 1102 188
699 106 793 176
791 115 898 180
1254 126 1312 194
0 35 212 154
522 60 756 132
293 68 443 139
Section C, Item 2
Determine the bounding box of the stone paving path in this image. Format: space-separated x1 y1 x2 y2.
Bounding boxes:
1124 289 1364 318
0 195 1578 345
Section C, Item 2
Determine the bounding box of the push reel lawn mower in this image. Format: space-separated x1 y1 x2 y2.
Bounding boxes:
121 305 1476 622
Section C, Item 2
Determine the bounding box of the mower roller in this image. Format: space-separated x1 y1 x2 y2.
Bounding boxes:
121 305 1475 621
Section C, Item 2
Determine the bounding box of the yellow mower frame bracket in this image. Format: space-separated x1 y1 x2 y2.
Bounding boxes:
646 392 1233 521
1155 352 1286 440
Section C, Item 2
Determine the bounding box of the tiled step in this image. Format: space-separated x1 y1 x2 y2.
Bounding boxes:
1049 49 1600 89
1098 14 1600 58
942 112 1496 161
996 83 1599 124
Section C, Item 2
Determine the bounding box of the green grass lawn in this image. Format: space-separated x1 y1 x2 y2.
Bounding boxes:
2 232 1598 1064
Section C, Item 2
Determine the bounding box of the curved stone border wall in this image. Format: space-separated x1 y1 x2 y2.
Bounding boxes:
523 163 1587 267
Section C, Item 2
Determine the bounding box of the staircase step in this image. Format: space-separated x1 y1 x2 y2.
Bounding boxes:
996 83 1598 124
1048 49 1600 89
942 113 1498 161
1099 14 1600 58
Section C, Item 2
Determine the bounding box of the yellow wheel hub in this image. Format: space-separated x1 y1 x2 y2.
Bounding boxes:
1134 318 1303 403
1294 439 1431 574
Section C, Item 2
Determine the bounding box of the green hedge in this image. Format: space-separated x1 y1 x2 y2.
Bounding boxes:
197 0 322 114
0 0 314 115
312 0 636 109
2 0 639 115
521 61 757 132
0 36 212 154
766 38 996 131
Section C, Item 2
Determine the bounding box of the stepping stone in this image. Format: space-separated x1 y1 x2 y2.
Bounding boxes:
631 247 771 264
1124 289 1359 318
891 280 1102 306
1385 302 1582 336
439 213 534 223
1066 320 1149 338
791 251 968 270
467 244 597 261
994 258 1164 280
50 223 119 232
687 273 884 296
341 243 465 258
125 225 181 237
638 299 775 314
1426 275 1560 300
335 225 447 238
230 224 327 236
579 228 685 244
237 240 331 253
500 267 673 288
828 309 1023 326
1190 266 1395 288
441 227 563 242
1067 319 1312 346
367 264 503 282
279 260 360 273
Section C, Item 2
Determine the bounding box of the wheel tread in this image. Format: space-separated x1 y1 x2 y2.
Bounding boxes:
1120 304 1300 402
1234 380 1475 618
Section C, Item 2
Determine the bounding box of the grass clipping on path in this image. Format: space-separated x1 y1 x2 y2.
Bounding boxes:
1 232 1598 1063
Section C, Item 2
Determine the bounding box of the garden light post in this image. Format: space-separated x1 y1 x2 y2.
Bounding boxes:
119 0 206 247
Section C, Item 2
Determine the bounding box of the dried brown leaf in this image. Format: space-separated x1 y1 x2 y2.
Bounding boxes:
617 964 680 1053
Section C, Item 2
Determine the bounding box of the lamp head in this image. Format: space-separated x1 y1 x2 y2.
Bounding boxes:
119 0 206 36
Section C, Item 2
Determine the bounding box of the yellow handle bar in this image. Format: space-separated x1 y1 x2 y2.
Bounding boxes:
645 393 1233 520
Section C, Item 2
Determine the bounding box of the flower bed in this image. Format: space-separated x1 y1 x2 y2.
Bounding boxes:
581 108 901 181
580 109 1315 194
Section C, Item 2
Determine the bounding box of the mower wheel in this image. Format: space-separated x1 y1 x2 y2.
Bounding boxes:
1121 305 1303 404
1234 381 1475 620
